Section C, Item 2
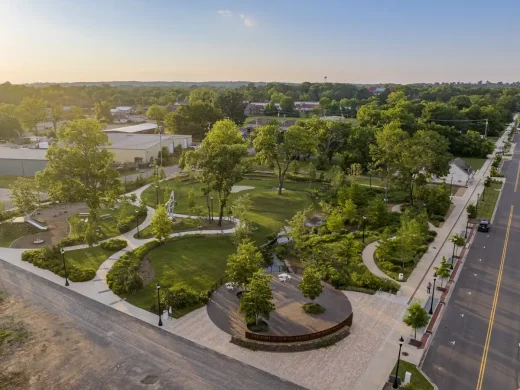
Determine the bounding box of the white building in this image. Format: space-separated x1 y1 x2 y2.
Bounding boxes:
431 158 474 187
103 123 158 134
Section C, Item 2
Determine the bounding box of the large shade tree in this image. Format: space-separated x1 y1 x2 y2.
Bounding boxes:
226 239 264 288
164 101 223 140
239 270 275 327
182 119 248 225
253 123 315 194
15 97 47 134
37 119 122 219
215 90 247 125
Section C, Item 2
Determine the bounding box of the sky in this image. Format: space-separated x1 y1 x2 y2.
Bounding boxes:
1 0 520 85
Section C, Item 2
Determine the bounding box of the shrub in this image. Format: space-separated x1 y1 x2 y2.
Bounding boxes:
21 246 96 282
100 238 127 251
58 235 84 247
431 215 445 222
303 302 326 314
117 216 136 233
161 287 201 310
106 240 160 294
379 261 400 273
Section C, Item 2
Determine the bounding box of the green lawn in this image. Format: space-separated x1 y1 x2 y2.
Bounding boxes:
390 361 433 390
141 177 317 244
0 222 40 247
458 157 487 171
123 235 236 314
477 182 502 220
0 175 30 189
65 246 117 270
69 205 138 241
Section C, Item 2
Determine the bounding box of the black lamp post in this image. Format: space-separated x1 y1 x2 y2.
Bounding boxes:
362 215 367 243
429 274 437 314
392 336 405 388
475 193 480 218
135 210 140 238
155 184 159 205
210 196 214 222
156 283 163 327
60 247 69 287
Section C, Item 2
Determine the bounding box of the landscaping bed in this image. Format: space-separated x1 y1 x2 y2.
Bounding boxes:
476 181 502 220
389 360 433 390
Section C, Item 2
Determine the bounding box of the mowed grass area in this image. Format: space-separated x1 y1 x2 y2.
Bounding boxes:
476 181 502 220
391 360 433 390
0 222 40 247
458 157 487 171
123 235 236 314
65 246 118 270
141 177 317 244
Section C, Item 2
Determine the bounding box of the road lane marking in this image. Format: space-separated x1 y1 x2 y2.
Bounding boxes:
476 205 514 390
515 161 520 192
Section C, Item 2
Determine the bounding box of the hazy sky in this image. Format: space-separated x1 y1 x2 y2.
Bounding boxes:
1 0 519 84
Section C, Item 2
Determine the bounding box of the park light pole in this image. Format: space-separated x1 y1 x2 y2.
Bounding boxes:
475 193 480 218
60 247 69 287
135 210 140 238
155 184 159 205
429 274 437 315
392 336 405 388
210 196 214 222
156 283 163 327
362 215 367 243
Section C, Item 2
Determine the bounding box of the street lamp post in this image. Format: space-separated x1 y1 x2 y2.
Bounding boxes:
392 336 405 388
156 283 163 327
135 210 140 238
155 184 159 205
362 215 367 243
475 193 480 218
60 247 69 287
210 196 214 222
429 274 437 315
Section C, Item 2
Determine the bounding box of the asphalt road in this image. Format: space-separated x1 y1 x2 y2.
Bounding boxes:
423 134 520 390
0 260 303 390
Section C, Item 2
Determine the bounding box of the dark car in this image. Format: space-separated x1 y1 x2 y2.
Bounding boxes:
478 220 490 232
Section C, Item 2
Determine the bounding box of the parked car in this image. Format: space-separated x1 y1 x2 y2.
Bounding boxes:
478 220 490 232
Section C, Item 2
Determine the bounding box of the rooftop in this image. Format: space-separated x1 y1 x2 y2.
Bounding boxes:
0 147 48 160
106 133 175 150
103 123 158 133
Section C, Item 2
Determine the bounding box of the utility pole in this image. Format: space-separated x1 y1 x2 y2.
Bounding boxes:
484 119 488 139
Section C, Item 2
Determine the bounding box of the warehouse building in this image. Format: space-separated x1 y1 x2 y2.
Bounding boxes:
0 133 192 176
103 123 157 134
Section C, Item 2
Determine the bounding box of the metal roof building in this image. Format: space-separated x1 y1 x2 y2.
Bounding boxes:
103 123 158 134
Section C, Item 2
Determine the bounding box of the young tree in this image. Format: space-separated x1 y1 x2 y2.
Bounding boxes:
239 270 275 327
37 119 121 220
231 194 254 245
69 105 85 120
226 239 264 288
449 233 466 267
298 267 323 302
466 203 477 219
0 115 22 140
183 119 248 225
164 102 223 140
342 198 358 224
434 256 451 288
50 105 65 132
15 97 47 134
187 188 196 210
308 162 317 183
253 123 315 195
150 204 173 243
366 198 388 228
9 177 42 215
0 200 7 220
403 301 430 340
326 209 344 233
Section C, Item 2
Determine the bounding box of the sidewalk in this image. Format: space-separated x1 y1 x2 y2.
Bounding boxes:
355 127 508 390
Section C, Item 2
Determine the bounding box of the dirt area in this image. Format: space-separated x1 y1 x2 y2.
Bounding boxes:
454 186 467 197
10 203 88 249
138 257 156 285
0 294 114 390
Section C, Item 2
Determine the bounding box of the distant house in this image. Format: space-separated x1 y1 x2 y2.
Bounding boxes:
294 101 319 113
110 106 134 122
245 102 268 116
368 87 388 95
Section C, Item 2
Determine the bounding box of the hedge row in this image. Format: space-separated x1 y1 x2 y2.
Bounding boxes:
21 246 96 282
100 238 127 251
106 240 160 295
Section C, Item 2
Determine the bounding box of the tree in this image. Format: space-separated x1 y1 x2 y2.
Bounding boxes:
253 123 315 195
69 105 85 120
0 115 22 139
214 90 247 125
146 104 167 126
150 204 173 243
9 177 42 215
164 101 223 140
94 101 112 122
226 239 264 288
305 117 350 166
342 198 358 224
182 119 248 225
280 95 295 113
239 270 275 326
188 88 217 104
187 188 196 210
230 194 254 245
0 103 17 118
38 119 121 219
298 267 323 301
467 203 477 219
15 97 47 134
434 256 451 288
449 233 466 267
403 301 430 340
326 209 344 233
50 105 65 132
308 162 317 183
366 198 388 228
0 200 7 220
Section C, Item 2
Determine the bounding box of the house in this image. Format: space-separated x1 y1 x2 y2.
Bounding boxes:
294 101 319 113
166 102 189 113
245 102 268 116
110 106 134 122
368 87 387 95
431 158 474 187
